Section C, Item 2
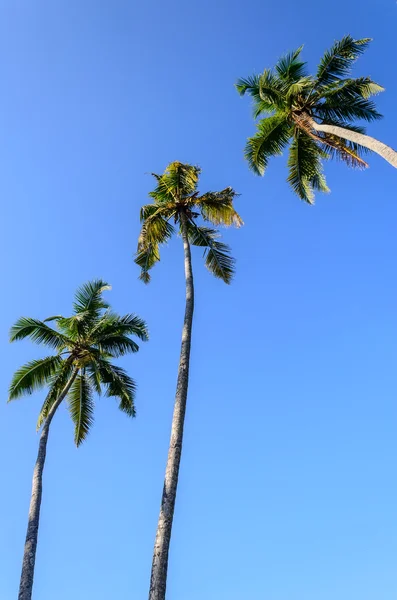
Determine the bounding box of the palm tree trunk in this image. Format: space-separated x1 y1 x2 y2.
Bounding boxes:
148 211 195 600
18 370 78 600
310 119 397 168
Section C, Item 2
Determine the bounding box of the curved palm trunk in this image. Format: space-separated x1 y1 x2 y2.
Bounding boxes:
310 119 397 168
18 370 78 600
149 211 194 600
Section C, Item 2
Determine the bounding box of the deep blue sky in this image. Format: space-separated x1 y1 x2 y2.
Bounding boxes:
1 1 396 598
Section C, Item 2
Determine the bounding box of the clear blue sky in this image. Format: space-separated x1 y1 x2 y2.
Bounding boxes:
1 1 396 598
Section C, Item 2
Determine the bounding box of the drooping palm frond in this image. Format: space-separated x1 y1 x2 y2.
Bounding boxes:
316 36 371 87
197 188 243 227
287 132 329 203
97 359 136 417
67 371 95 446
186 222 235 283
245 115 292 175
9 356 64 400
9 318 67 351
36 360 75 429
135 243 160 284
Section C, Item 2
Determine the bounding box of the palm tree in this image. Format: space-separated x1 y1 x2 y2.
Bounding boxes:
135 161 242 600
9 280 148 600
236 35 397 203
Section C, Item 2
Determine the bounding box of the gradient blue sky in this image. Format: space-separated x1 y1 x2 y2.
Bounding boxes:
1 1 396 598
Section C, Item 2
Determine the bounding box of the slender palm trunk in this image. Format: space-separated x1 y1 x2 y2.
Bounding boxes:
18 370 78 600
310 119 397 168
149 211 194 600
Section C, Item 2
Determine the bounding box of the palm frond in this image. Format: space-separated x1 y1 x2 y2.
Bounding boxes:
94 313 149 342
134 242 160 283
67 371 94 446
186 222 235 283
96 360 136 417
73 280 111 315
97 335 139 357
150 162 200 203
36 361 75 429
9 355 64 401
197 188 243 227
317 96 382 123
245 115 291 175
320 76 384 101
86 362 102 396
259 69 286 109
235 74 275 118
275 46 307 83
138 213 175 248
287 132 329 203
10 317 67 350
316 36 371 87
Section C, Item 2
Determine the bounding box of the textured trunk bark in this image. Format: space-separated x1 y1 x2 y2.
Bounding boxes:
18 369 78 600
310 119 397 168
148 211 194 600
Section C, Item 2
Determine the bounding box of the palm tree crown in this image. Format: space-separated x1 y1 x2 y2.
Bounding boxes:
236 36 385 203
135 161 243 282
9 280 148 445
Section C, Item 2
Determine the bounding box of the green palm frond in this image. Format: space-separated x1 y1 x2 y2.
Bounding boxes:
135 242 160 284
317 96 382 123
186 222 235 283
94 313 149 342
245 115 292 175
9 356 64 400
150 162 200 203
316 36 371 87
10 317 67 350
97 335 139 357
287 133 329 203
36 361 75 429
286 76 314 98
259 69 286 109
68 371 94 446
275 46 307 83
235 74 275 118
73 280 111 315
86 362 102 396
321 77 384 101
197 188 243 227
138 213 175 247
97 360 136 417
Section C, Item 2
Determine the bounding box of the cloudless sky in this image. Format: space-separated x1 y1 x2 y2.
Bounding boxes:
1 1 396 598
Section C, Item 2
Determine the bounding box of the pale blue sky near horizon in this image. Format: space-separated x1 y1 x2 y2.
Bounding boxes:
1 1 397 598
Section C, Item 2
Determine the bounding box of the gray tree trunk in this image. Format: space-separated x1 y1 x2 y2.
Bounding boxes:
310 119 397 168
18 370 78 600
148 211 194 600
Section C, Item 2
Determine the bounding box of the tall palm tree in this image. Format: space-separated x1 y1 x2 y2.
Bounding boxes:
236 35 397 203
9 280 148 600
135 161 242 600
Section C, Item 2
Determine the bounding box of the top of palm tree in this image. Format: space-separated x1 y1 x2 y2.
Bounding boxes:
135 161 243 283
9 279 149 445
236 35 384 203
